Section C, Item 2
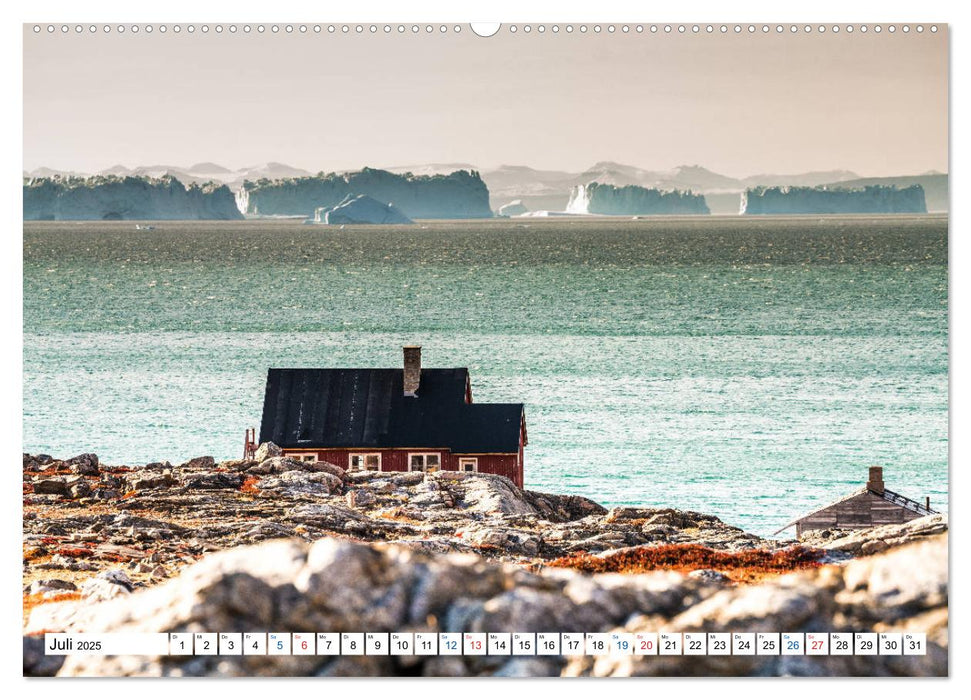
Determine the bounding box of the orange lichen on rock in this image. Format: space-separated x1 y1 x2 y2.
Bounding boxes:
240 476 261 494
23 591 81 625
23 545 50 563
545 544 824 584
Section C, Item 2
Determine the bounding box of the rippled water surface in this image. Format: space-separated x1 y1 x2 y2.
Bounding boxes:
23 216 948 534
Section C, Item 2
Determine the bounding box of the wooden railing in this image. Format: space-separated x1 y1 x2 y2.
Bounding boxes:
879 488 936 516
243 427 257 460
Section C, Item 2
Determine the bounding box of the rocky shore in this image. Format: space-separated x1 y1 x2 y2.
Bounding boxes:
22 450 948 677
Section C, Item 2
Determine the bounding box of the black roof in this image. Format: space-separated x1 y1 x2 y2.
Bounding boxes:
259 368 524 453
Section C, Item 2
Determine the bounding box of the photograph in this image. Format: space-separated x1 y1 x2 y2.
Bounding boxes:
21 16 948 678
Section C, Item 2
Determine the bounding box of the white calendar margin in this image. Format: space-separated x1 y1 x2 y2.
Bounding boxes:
6 0 961 698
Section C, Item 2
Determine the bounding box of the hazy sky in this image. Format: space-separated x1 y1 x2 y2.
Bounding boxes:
23 25 948 177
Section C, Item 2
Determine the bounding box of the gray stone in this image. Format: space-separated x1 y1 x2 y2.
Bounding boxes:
23 635 65 676
248 456 306 475
181 473 245 490
80 570 134 603
30 579 78 595
68 479 92 499
346 488 375 508
254 442 283 463
179 455 215 470
129 472 176 490
32 478 67 495
688 569 732 584
392 471 425 487
817 515 948 556
256 470 342 497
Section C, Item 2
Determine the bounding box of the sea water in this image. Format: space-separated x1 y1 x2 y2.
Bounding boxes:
23 216 948 535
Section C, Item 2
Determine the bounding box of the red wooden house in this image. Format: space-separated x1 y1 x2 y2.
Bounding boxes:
245 346 528 487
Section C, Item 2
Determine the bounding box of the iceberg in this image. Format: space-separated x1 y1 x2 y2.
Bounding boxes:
566 182 710 215
312 195 413 225
23 175 243 221
740 184 928 214
498 200 528 217
239 167 492 219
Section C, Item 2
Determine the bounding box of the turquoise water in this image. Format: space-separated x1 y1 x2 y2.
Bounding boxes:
23 216 948 535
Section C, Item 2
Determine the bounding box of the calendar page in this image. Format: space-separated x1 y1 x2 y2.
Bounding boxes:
20 9 949 681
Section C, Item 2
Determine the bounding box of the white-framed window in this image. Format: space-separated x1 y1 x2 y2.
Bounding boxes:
409 453 441 472
349 453 382 471
288 452 318 463
458 457 478 473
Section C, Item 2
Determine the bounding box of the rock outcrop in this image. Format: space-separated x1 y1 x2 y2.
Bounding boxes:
23 175 243 221
22 452 948 677
24 532 947 677
740 184 927 215
566 182 710 216
312 194 413 225
801 514 948 557
238 167 493 219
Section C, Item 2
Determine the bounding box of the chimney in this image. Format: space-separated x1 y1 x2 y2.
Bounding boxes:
867 466 885 494
403 346 421 397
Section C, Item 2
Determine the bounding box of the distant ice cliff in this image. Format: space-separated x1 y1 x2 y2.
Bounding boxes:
740 185 927 215
239 167 492 219
23 175 243 221
566 182 710 215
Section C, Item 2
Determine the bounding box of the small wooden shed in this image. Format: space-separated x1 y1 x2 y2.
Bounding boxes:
774 466 937 537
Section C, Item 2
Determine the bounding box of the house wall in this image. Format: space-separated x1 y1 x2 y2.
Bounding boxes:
282 447 522 486
452 453 522 487
795 491 926 537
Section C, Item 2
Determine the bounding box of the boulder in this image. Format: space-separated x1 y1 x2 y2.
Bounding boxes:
306 461 347 481
451 473 536 516
217 459 259 472
523 490 607 522
287 503 369 528
248 456 306 475
30 579 78 595
68 480 92 499
256 471 343 497
346 489 376 509
23 635 65 676
392 472 425 487
69 459 100 476
32 478 67 495
254 442 283 463
129 472 176 491
66 453 99 469
180 473 245 490
687 569 731 584
814 514 948 556
179 456 215 470
80 570 134 603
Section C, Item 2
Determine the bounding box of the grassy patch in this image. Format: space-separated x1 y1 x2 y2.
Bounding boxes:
545 543 824 584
